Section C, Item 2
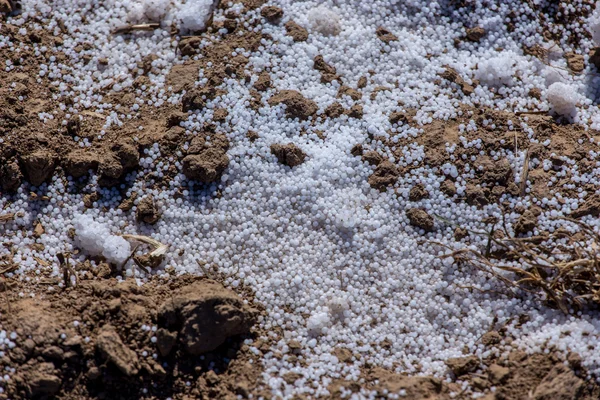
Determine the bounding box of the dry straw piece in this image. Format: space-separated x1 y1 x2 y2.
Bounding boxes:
435 216 600 314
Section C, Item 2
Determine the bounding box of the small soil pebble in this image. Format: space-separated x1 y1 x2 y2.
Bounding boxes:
271 143 307 167
0 0 13 14
362 151 383 166
514 209 538 235
178 36 200 56
182 148 229 183
268 90 318 120
261 6 283 23
368 160 399 191
376 26 398 42
488 364 510 385
314 55 338 83
254 71 272 91
325 102 345 118
571 193 600 218
466 26 486 42
406 208 434 232
565 52 585 73
21 150 56 186
96 325 140 376
285 20 308 42
446 356 479 376
481 331 502 346
0 159 23 192
440 180 457 196
136 195 160 224
346 104 364 119
409 183 429 201
63 150 98 178
158 280 257 355
98 152 124 180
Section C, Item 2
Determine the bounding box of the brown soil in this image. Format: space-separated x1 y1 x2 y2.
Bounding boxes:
328 346 600 400
2 1 600 399
0 274 268 400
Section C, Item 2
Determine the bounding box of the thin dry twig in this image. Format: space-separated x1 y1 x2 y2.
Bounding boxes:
112 23 160 35
519 149 530 197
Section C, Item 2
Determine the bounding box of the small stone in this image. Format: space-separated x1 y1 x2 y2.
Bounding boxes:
406 208 434 232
